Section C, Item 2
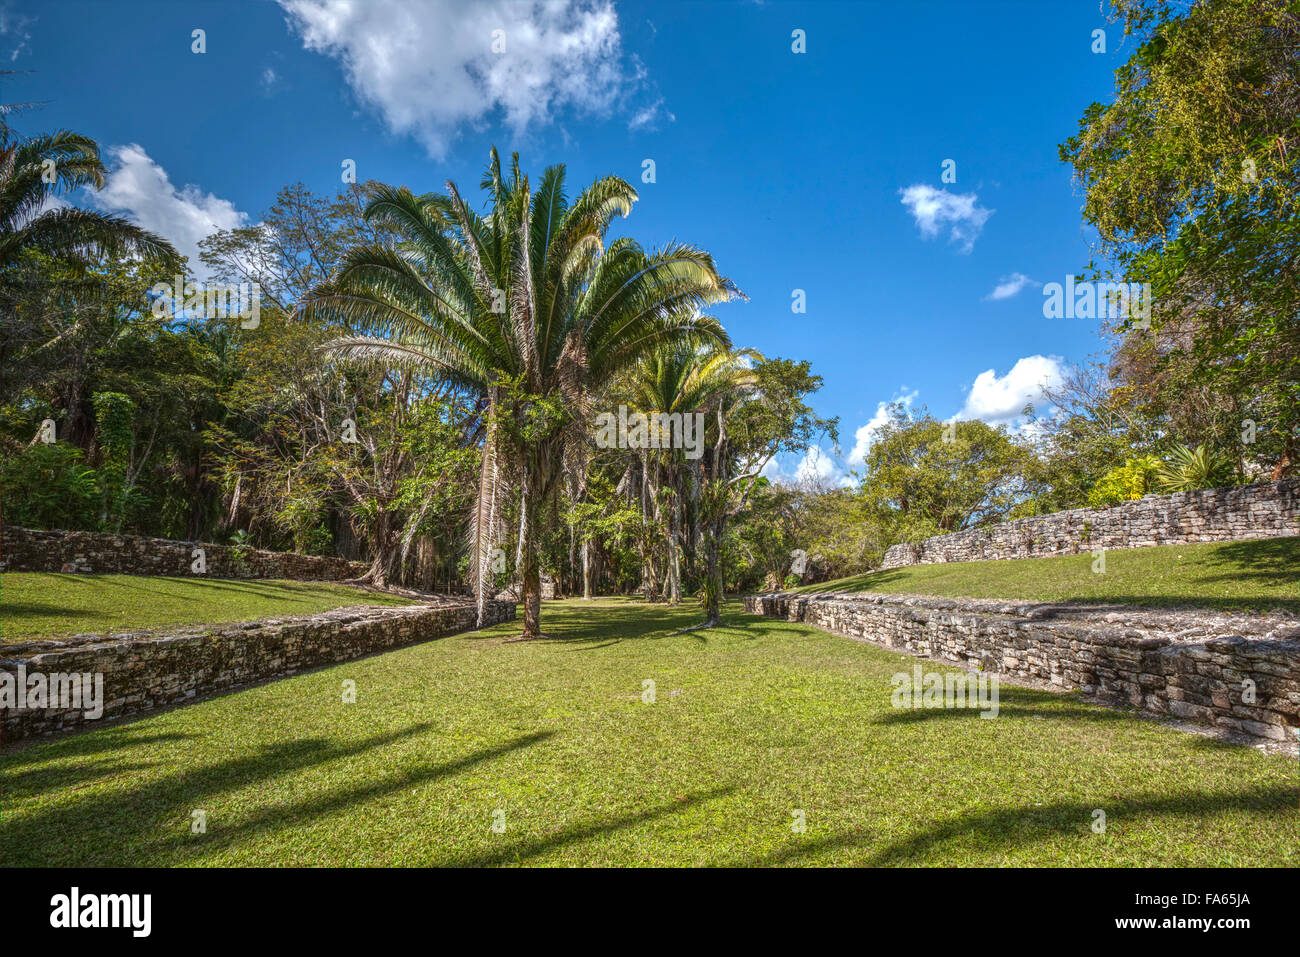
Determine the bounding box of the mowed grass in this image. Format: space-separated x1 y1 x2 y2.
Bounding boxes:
790 537 1300 614
0 573 414 643
2 598 1293 867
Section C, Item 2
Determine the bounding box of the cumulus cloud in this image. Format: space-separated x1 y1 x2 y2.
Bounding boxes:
762 445 849 488
983 272 1039 301
86 144 248 275
278 0 642 157
956 355 1064 426
899 184 993 253
795 446 836 483
848 389 918 465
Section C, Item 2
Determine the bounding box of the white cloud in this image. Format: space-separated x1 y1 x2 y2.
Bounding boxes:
795 446 836 483
899 184 993 254
261 66 278 90
627 96 673 131
848 389 917 465
983 272 1039 301
762 445 847 488
86 144 249 275
278 0 642 157
0 4 34 62
956 355 1064 426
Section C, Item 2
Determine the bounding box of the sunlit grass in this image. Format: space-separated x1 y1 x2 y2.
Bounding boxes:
789 537 1300 614
3 598 1293 867
0 573 414 643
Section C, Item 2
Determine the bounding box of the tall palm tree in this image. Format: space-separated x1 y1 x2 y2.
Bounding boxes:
305 148 737 637
623 341 760 602
0 126 179 277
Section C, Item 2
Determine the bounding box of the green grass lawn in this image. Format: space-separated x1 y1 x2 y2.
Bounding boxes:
2 598 1293 867
789 537 1300 614
0 573 414 643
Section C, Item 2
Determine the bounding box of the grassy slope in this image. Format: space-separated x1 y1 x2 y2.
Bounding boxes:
788 537 1300 614
0 573 414 643
2 598 1293 867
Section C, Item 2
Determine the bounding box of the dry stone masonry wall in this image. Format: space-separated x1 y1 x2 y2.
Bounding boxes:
0 526 368 580
1 598 515 742
744 592 1300 744
880 479 1300 568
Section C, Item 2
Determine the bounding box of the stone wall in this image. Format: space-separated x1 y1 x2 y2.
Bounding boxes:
0 598 515 742
744 592 1300 744
880 479 1300 569
0 526 368 580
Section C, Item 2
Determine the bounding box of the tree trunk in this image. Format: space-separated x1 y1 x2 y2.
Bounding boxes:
581 539 592 599
367 508 395 587
667 490 682 604
472 394 501 626
522 555 542 638
517 456 543 639
703 518 723 626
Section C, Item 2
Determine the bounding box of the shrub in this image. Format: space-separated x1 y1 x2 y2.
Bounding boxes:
1155 444 1233 493
0 442 98 530
1086 455 1162 507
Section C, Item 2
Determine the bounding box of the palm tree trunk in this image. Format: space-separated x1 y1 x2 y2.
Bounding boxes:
703 517 723 626
473 395 500 626
519 506 542 638
582 539 593 599
667 484 682 603
517 450 542 639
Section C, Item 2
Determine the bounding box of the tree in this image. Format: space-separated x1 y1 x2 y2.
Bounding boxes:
782 481 883 581
0 126 178 284
1027 359 1162 512
306 148 736 636
694 357 835 627
616 341 757 603
1061 0 1300 476
857 405 1038 542
199 181 390 314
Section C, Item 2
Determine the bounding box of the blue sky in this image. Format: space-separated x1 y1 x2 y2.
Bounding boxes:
2 0 1131 482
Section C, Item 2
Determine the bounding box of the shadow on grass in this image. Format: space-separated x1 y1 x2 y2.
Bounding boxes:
153 731 556 859
444 785 737 867
0 728 197 768
468 599 700 646
3 757 165 801
3 722 436 865
868 683 1139 728
1053 595 1299 614
1204 537 1300 570
748 781 1297 866
498 601 776 647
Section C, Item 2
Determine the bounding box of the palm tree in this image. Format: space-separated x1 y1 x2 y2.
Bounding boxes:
622 341 760 602
305 148 737 637
0 125 179 277
1156 443 1232 492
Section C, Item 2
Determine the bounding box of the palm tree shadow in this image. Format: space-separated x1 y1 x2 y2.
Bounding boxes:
153 731 557 856
4 722 438 864
1 729 196 767
445 785 737 867
747 781 1296 866
468 600 694 646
